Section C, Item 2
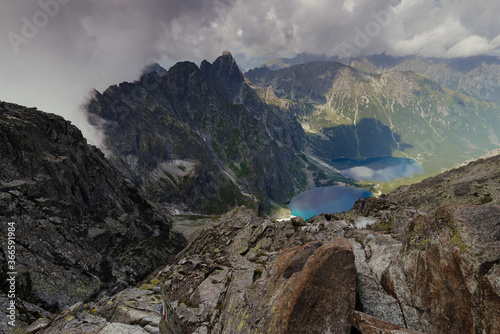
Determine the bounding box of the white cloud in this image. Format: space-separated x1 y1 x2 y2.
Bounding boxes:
343 0 357 13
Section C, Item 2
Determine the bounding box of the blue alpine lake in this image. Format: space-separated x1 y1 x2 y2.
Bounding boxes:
332 157 423 182
287 185 373 219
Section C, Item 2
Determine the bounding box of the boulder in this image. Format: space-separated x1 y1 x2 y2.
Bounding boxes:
275 238 357 333
225 238 357 333
350 240 405 327
381 205 500 333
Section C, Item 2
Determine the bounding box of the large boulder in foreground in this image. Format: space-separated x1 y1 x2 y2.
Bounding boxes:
226 238 356 333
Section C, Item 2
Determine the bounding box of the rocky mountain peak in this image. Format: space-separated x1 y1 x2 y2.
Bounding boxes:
166 60 200 79
87 51 338 216
142 62 167 76
213 50 239 71
201 51 245 103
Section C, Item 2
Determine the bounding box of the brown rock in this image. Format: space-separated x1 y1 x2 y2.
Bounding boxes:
274 238 357 333
224 238 356 333
352 311 424 334
381 205 500 333
279 241 323 279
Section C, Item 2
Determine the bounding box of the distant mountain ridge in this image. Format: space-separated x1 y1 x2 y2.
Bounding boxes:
258 53 500 103
263 52 334 70
349 55 500 103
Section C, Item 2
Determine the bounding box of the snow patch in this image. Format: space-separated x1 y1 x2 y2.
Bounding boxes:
353 217 377 229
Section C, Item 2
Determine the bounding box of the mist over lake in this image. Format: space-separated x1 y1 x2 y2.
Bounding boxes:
332 157 423 182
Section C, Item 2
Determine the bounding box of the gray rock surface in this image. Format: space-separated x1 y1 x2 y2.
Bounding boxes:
352 311 424 334
381 205 500 333
29 286 178 334
350 240 405 327
0 102 186 331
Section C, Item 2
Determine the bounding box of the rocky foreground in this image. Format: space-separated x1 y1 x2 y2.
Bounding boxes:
27 197 500 333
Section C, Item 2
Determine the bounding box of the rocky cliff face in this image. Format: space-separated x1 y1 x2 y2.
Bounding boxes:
0 102 186 330
87 52 344 215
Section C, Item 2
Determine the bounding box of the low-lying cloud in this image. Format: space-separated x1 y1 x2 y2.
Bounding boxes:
335 157 424 182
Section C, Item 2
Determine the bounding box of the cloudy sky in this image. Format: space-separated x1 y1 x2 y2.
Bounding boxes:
1 0 499 147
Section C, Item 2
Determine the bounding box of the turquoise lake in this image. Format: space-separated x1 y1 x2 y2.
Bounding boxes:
288 157 423 219
332 157 423 182
287 185 372 219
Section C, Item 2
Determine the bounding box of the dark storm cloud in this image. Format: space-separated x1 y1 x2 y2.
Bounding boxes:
1 0 498 147
0 0 227 148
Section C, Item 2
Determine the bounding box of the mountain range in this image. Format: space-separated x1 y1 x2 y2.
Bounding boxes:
85 52 500 214
263 53 500 103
